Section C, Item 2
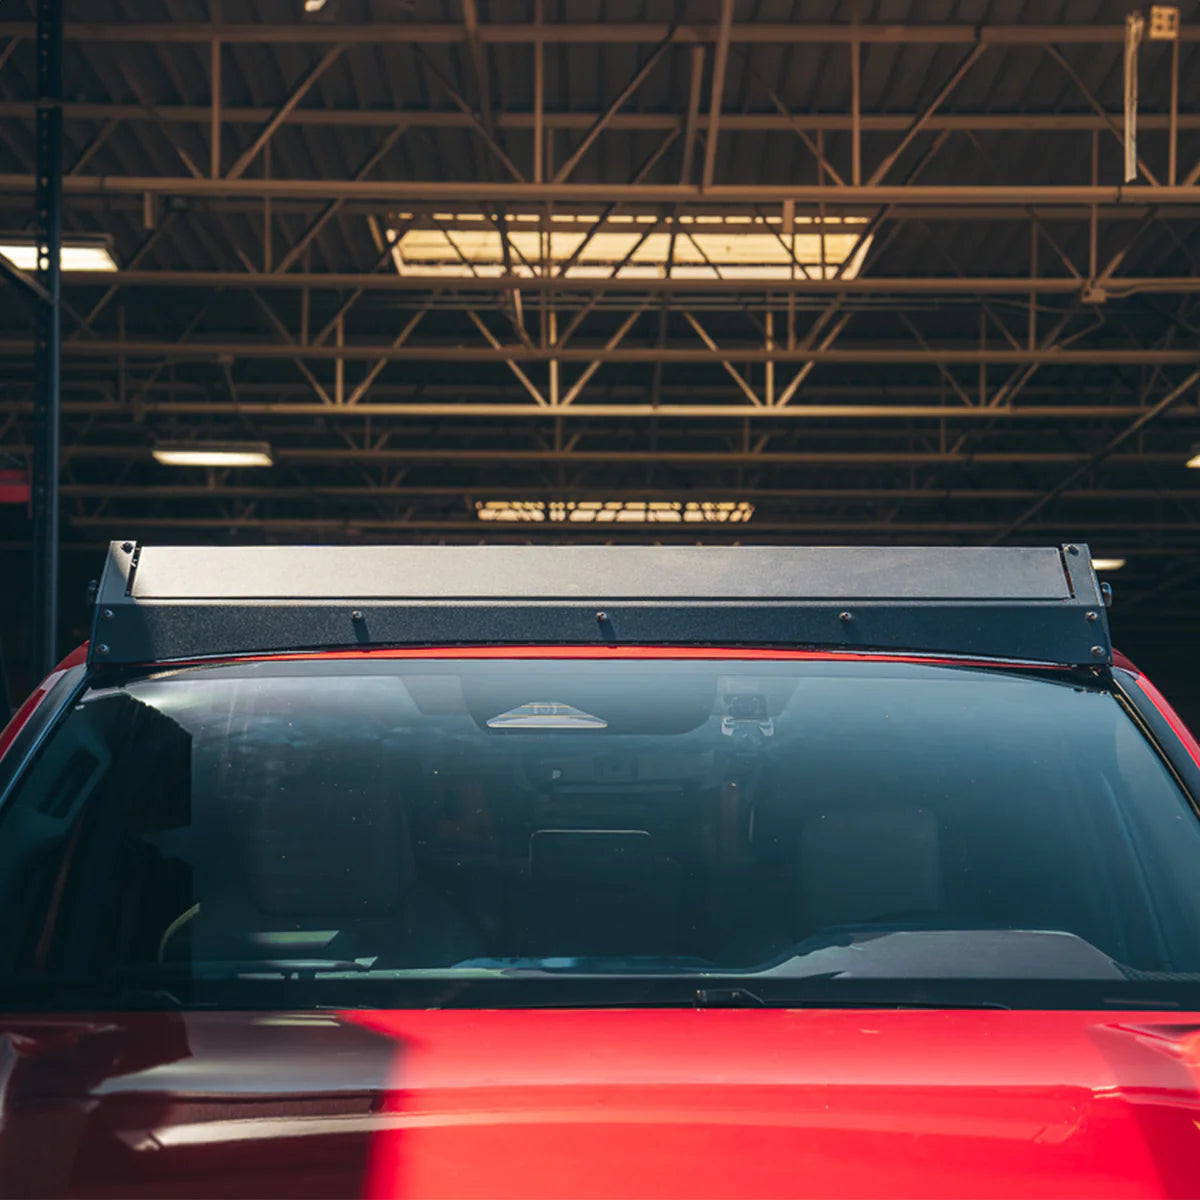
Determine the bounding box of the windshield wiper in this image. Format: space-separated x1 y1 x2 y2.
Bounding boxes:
122 958 374 981
695 987 768 1007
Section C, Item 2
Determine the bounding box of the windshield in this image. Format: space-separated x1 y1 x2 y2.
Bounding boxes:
2 656 1200 1010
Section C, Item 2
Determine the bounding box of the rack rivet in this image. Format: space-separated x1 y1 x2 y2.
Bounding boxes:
1065 544 1079 554
596 611 609 623
839 611 853 622
96 644 110 656
101 608 113 620
121 542 134 553
350 610 363 621
1085 611 1099 622
1091 645 1105 657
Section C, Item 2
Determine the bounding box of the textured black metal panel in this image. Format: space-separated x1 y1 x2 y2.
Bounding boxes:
88 542 1111 668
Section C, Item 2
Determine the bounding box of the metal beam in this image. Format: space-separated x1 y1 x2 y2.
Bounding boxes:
274 125 407 273
344 309 426 405
460 0 493 132
559 305 649 406
31 0 61 678
533 0 544 182
14 196 1199 222
680 311 762 406
413 46 525 182
209 0 220 177
3 23 1199 46
224 42 346 180
6 443 1199 467
9 176 1200 203
679 44 704 185
7 401 1196 421
552 31 674 183
867 42 985 185
50 485 1200 503
7 339 1199 365
774 311 854 407
465 311 548 405
701 0 733 191
6 102 1200 134
55 516 1200 535
759 82 846 186
26 380 1153 400
68 270 1200 296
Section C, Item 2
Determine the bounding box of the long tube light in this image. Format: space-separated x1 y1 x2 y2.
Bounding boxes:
153 441 274 468
1091 558 1127 571
476 500 754 523
0 237 117 273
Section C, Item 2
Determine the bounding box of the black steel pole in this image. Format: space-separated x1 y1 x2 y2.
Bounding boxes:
32 0 62 679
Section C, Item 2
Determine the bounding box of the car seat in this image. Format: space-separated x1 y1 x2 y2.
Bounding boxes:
174 732 483 969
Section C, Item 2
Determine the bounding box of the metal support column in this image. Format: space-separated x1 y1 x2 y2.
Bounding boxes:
32 0 62 678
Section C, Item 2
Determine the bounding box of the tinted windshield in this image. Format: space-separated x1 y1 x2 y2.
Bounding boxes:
2 656 1199 1010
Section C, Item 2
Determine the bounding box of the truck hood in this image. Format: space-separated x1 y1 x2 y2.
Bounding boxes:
1 1008 1199 1199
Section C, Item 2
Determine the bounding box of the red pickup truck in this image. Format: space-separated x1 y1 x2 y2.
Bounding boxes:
0 543 1198 1199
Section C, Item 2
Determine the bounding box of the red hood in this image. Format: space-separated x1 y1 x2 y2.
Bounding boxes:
2 1008 1199 1199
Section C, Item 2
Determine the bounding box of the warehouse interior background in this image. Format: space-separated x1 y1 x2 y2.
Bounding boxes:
1 1 1199 719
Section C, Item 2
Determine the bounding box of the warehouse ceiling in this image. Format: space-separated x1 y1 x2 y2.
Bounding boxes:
1 1 1200 630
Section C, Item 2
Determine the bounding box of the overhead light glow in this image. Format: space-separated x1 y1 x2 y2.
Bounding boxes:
0 237 118 273
1091 558 1127 572
1186 449 1200 468
303 0 327 10
387 212 871 281
153 441 274 468
475 500 755 524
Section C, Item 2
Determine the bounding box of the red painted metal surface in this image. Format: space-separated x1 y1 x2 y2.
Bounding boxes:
0 467 30 506
0 1008 1197 1198
0 645 87 763
0 683 54 762
142 644 1066 671
1130 672 1200 771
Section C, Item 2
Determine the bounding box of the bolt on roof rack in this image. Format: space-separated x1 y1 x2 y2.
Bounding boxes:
88 542 1111 669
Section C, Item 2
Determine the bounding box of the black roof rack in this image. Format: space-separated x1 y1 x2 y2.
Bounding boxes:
88 542 1111 669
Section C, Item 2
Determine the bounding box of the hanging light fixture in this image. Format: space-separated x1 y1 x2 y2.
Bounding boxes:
153 441 274 468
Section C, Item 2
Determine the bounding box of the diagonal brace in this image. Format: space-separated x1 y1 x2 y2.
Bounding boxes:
226 43 346 180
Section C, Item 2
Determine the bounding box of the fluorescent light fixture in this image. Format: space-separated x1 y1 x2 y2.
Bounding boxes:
387 212 871 281
1091 558 1127 572
153 441 274 468
1187 447 1200 468
0 236 117 273
303 0 327 10
476 500 755 524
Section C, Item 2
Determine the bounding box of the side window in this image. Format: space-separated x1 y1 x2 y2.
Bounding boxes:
0 701 113 971
0 694 192 977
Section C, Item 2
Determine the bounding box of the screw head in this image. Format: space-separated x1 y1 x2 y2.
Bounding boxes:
120 542 134 553
1086 610 1099 622
1065 544 1079 554
96 644 110 656
101 608 113 620
838 611 853 622
596 611 609 623
350 610 364 621
1091 645 1105 657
